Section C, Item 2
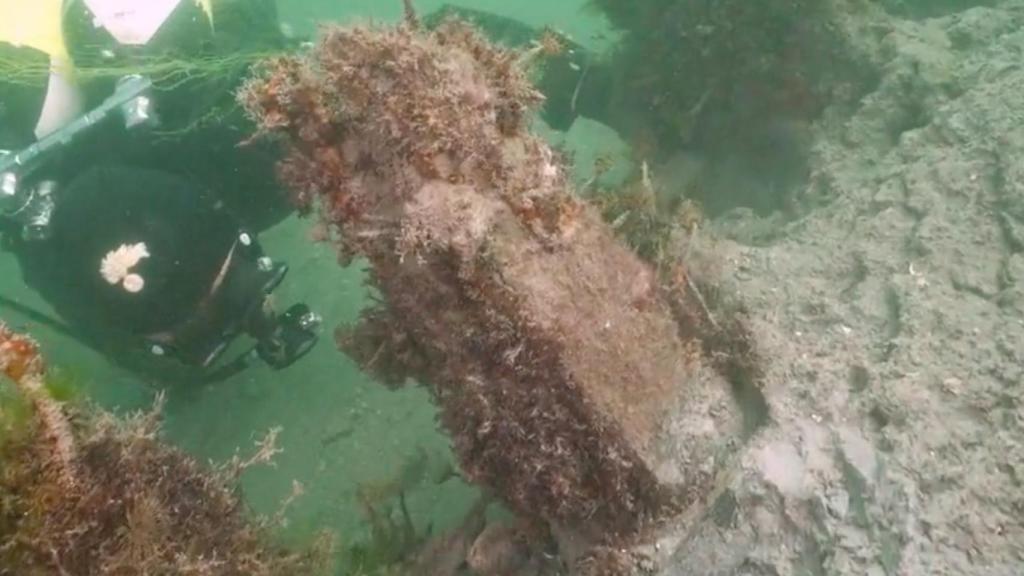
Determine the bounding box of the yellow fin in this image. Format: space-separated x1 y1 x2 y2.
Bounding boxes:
0 0 68 60
196 0 214 31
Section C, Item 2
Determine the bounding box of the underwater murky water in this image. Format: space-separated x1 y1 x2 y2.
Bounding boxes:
4 1 1024 575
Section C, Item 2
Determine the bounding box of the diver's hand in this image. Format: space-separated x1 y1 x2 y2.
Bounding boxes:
255 303 321 369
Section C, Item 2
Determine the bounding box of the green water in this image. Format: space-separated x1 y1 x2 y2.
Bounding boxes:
0 0 617 560
10 1 1018 574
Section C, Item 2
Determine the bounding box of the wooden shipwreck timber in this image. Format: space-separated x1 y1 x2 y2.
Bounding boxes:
241 11 753 568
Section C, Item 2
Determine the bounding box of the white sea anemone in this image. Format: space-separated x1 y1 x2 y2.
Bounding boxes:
121 273 146 293
100 242 150 292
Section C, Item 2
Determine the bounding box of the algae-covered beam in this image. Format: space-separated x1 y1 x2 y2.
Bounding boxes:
0 324 329 574
241 16 741 542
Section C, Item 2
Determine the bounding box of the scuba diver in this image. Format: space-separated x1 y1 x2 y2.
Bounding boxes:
0 2 608 382
0 0 320 382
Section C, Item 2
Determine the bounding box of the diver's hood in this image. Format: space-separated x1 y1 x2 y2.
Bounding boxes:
82 0 199 46
63 0 215 69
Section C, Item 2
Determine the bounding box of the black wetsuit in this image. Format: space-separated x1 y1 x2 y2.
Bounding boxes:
3 165 252 367
0 1 289 370
17 166 237 335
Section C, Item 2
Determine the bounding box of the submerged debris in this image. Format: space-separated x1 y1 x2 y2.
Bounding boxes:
240 9 745 566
